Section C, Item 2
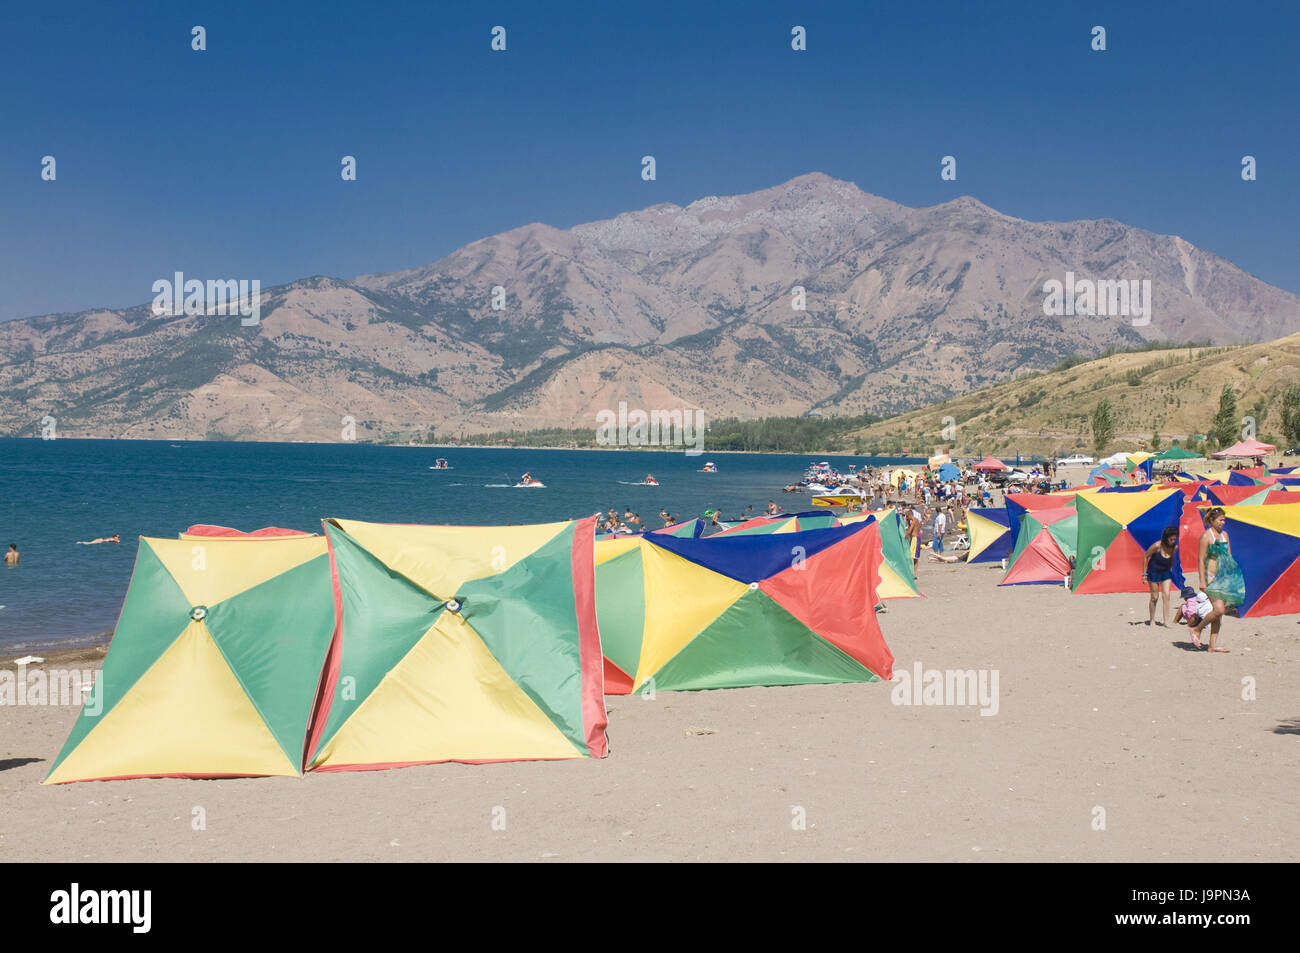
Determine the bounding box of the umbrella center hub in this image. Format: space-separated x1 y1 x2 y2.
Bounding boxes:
190 605 208 621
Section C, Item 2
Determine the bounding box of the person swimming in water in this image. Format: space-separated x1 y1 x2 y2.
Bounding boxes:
4 543 18 565
77 534 121 545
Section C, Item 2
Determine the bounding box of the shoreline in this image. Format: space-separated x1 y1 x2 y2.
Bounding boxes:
2 639 110 669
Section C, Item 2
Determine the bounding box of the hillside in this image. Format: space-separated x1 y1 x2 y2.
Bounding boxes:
2 173 1299 441
846 333 1300 459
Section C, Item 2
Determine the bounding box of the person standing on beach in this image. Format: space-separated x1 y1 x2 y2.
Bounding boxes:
903 506 923 574
4 543 18 566
1191 507 1245 652
1141 526 1179 626
932 507 947 552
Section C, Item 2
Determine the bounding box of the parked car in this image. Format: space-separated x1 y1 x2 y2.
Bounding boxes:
1056 454 1095 466
1285 447 1300 457
989 468 1033 486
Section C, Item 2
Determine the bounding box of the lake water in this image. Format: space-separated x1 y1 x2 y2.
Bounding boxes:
0 438 923 651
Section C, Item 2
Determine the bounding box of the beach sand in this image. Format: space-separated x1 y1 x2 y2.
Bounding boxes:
2 561 1297 862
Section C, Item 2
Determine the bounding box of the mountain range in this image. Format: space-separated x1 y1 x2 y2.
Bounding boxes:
3 172 1298 441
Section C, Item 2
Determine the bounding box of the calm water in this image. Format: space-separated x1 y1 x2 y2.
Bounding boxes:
0 439 923 651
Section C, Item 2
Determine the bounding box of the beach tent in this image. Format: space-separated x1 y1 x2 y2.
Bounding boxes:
1206 484 1277 507
1071 488 1186 593
46 528 335 784
595 522 894 694
654 518 707 538
1212 438 1275 459
928 453 952 467
1192 469 1234 484
1220 503 1300 617
1178 501 1209 573
1124 453 1155 480
1155 447 1202 461
888 467 922 487
937 462 961 482
965 507 1012 563
1089 466 1127 486
713 512 837 536
1004 493 1080 552
596 518 706 541
973 456 1009 471
837 509 922 598
1000 507 1077 585
306 517 607 771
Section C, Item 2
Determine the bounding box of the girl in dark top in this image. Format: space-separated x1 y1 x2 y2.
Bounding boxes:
1141 526 1179 626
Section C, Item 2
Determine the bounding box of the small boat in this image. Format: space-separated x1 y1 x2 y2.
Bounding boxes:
429 458 452 470
699 462 718 473
811 491 866 508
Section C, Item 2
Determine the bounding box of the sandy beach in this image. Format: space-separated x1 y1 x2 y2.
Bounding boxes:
3 558 1296 863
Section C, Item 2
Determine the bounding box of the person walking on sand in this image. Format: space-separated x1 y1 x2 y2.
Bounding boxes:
4 542 18 566
1141 526 1179 626
1191 507 1245 652
932 507 948 553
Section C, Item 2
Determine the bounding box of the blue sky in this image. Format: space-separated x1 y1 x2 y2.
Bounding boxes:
2 0 1297 321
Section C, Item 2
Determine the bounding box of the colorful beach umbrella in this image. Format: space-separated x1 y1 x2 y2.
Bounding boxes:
1004 493 1079 553
714 512 837 535
46 528 335 783
595 522 894 694
1071 488 1186 593
1206 484 1277 507
837 509 922 598
1089 466 1127 486
1220 503 1300 617
965 507 1012 563
656 518 707 538
306 517 608 771
973 456 1009 471
1000 507 1077 585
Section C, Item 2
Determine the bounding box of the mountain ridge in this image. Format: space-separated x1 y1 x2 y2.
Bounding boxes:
2 172 1298 441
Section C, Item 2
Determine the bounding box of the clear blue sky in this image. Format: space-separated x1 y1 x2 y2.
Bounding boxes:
2 0 1297 321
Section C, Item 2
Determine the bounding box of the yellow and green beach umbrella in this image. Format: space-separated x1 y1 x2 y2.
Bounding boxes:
45 529 335 783
306 516 608 771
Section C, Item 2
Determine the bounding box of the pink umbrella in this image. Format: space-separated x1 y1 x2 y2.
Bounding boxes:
973 455 1009 471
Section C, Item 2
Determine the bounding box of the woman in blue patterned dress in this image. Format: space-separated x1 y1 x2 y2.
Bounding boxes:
1192 507 1246 653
